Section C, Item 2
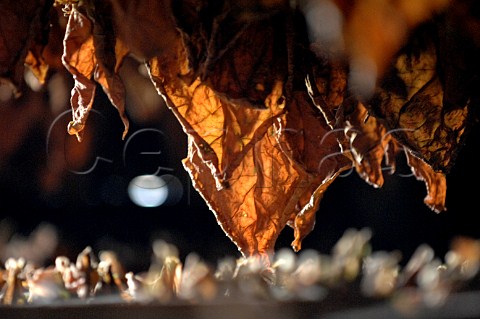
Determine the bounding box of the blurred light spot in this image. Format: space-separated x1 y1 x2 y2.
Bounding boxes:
128 175 168 207
1 223 58 266
128 174 183 208
348 56 377 99
24 69 43 92
47 73 70 114
121 57 165 124
274 247 296 273
302 0 344 57
137 63 149 78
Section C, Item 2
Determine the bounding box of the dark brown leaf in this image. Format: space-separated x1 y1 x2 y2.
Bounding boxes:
369 21 472 173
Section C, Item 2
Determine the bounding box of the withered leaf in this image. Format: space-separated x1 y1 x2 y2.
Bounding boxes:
181 102 349 259
369 21 472 173
404 150 447 213
61 6 98 141
336 101 447 212
339 101 398 188
146 9 351 260
61 4 129 142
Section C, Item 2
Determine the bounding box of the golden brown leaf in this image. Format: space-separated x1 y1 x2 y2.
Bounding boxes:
61 6 97 142
341 102 396 188
146 17 351 260
61 4 129 142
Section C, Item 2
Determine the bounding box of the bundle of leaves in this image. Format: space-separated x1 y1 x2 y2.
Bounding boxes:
1 0 480 264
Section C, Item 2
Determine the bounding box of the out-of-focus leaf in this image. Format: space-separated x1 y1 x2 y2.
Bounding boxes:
24 49 49 87
23 5 62 85
0 0 54 97
108 0 181 61
308 0 452 98
369 22 471 173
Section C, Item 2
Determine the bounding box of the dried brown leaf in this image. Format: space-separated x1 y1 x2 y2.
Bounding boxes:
370 23 471 173
11 1 472 262
404 150 446 213
341 102 395 188
337 100 447 212
61 4 129 141
61 6 97 141
146 18 351 260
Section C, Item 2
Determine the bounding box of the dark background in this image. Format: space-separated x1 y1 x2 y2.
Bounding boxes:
1 62 479 274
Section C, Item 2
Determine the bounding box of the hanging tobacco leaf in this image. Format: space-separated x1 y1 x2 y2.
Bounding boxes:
143 4 353 259
336 101 447 212
61 3 129 142
368 18 476 173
